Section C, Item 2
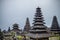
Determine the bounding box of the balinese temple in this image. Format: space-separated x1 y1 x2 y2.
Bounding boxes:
24 17 31 33
50 16 60 35
3 27 13 40
26 7 50 40
3 23 22 40
11 23 22 34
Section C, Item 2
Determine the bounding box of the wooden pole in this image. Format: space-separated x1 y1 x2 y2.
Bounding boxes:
36 34 38 40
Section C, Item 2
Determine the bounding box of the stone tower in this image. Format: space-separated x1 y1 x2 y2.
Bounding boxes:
26 7 50 40
24 17 31 33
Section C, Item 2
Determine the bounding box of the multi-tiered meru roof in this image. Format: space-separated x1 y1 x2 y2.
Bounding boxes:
50 16 60 34
26 7 50 40
24 17 31 33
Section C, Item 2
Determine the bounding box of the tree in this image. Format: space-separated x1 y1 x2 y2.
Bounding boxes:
0 28 4 40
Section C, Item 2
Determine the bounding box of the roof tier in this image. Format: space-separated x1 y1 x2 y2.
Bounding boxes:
26 7 50 38
25 33 50 38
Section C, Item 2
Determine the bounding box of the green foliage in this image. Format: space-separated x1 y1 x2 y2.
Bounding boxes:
49 36 60 40
17 36 30 40
17 36 23 40
11 31 15 36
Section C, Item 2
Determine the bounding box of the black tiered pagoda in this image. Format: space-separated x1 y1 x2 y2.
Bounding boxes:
26 7 50 40
24 17 31 33
50 16 60 35
11 23 21 33
13 23 19 30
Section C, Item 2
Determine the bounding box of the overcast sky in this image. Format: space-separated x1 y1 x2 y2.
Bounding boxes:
0 0 60 30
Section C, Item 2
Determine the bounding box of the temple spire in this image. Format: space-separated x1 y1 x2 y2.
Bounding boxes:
8 27 11 32
26 17 30 26
26 7 50 40
51 16 60 30
24 17 31 32
33 7 45 26
50 16 60 35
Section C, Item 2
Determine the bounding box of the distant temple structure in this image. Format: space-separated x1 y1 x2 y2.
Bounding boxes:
11 23 22 33
26 7 50 40
3 23 22 40
8 27 11 32
2 7 60 40
24 17 31 33
50 16 60 35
